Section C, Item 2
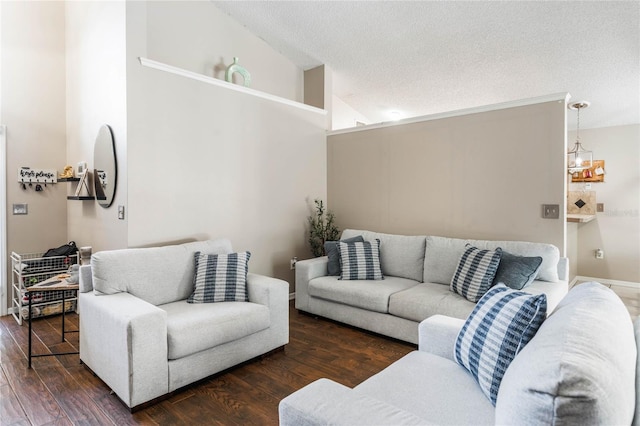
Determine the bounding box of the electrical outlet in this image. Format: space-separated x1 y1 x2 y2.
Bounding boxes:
542 204 560 219
290 257 297 270
595 249 604 259
118 205 125 220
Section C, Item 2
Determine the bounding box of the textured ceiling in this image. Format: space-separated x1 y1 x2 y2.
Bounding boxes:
213 1 639 130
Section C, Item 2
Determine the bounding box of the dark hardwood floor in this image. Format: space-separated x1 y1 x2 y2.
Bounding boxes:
0 302 415 425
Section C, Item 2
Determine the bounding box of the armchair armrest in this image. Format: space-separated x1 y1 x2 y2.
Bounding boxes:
294 256 329 310
418 315 465 361
79 291 168 408
279 378 426 426
79 265 93 293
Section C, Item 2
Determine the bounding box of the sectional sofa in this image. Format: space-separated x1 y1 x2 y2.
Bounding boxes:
295 229 568 344
281 282 638 425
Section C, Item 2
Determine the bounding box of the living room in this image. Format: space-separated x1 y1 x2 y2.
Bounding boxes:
1 1 639 424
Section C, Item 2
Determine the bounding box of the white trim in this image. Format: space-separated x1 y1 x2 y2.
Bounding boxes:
574 275 640 289
289 292 295 301
328 92 571 136
0 125 7 316
138 57 327 117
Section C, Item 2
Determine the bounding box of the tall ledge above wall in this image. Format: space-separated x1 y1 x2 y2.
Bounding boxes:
328 92 571 136
139 57 327 117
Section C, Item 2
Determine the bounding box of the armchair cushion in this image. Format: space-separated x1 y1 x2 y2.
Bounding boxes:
160 300 270 359
188 251 250 303
454 284 547 405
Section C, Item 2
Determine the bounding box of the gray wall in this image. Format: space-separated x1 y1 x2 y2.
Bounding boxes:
1 1 68 311
328 97 568 253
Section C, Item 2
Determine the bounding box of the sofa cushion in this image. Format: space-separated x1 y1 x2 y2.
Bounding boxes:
188 251 250 303
160 300 270 360
455 284 547 405
492 252 542 290
496 282 637 425
91 239 233 306
325 235 364 276
424 236 560 284
341 229 425 282
308 276 417 313
355 351 495 425
338 239 383 281
450 245 502 302
389 283 475 322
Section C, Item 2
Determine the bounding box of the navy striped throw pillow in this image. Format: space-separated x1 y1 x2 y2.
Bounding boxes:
450 244 502 302
454 284 547 405
338 239 384 280
188 251 251 303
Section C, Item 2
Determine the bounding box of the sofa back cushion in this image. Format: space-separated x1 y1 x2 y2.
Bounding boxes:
495 282 636 425
424 236 560 285
341 229 426 282
91 239 233 306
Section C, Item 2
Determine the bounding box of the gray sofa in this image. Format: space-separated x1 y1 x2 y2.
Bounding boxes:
280 282 638 425
78 239 289 410
296 229 568 344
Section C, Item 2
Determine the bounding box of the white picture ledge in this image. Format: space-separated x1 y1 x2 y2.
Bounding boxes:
138 57 327 116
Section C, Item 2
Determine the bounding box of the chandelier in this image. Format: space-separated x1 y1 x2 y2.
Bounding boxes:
567 101 593 174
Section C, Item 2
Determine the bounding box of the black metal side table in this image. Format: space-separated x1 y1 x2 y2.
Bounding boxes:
26 277 79 368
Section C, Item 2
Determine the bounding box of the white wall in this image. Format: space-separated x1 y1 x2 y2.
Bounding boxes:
124 2 326 290
328 97 568 253
332 95 371 130
569 124 640 283
146 1 303 103
1 1 67 309
65 1 128 252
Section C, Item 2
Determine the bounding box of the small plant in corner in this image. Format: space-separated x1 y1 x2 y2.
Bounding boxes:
307 199 340 257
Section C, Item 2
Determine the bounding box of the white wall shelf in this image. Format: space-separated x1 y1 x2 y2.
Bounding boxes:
138 57 327 117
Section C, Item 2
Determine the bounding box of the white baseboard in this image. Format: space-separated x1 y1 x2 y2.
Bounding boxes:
573 276 640 289
8 306 17 315
289 292 295 301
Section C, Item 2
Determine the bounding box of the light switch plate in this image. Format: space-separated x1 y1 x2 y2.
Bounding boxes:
13 203 28 215
542 204 560 219
597 203 604 212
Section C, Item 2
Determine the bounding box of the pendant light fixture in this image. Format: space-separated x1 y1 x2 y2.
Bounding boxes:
567 101 593 174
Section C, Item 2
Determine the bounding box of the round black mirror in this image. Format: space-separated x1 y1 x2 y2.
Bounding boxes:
93 124 117 208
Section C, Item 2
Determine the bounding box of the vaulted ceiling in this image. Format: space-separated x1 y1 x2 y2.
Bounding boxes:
213 1 639 130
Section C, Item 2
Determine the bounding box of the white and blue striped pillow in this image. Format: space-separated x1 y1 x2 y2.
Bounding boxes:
338 239 384 280
450 244 502 302
188 251 251 303
454 284 547 405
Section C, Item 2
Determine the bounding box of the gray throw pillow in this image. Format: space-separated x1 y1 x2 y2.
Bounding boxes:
324 235 364 276
493 252 543 290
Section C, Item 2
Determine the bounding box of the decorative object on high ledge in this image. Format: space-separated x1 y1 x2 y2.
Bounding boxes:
224 57 251 87
567 101 593 174
307 199 339 257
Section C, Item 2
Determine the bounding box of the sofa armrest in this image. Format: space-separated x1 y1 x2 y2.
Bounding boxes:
418 315 465 361
79 265 93 293
247 272 289 345
294 256 328 310
557 257 569 282
279 378 427 426
79 291 168 408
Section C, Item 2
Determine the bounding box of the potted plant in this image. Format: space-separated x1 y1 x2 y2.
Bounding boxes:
307 199 339 257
